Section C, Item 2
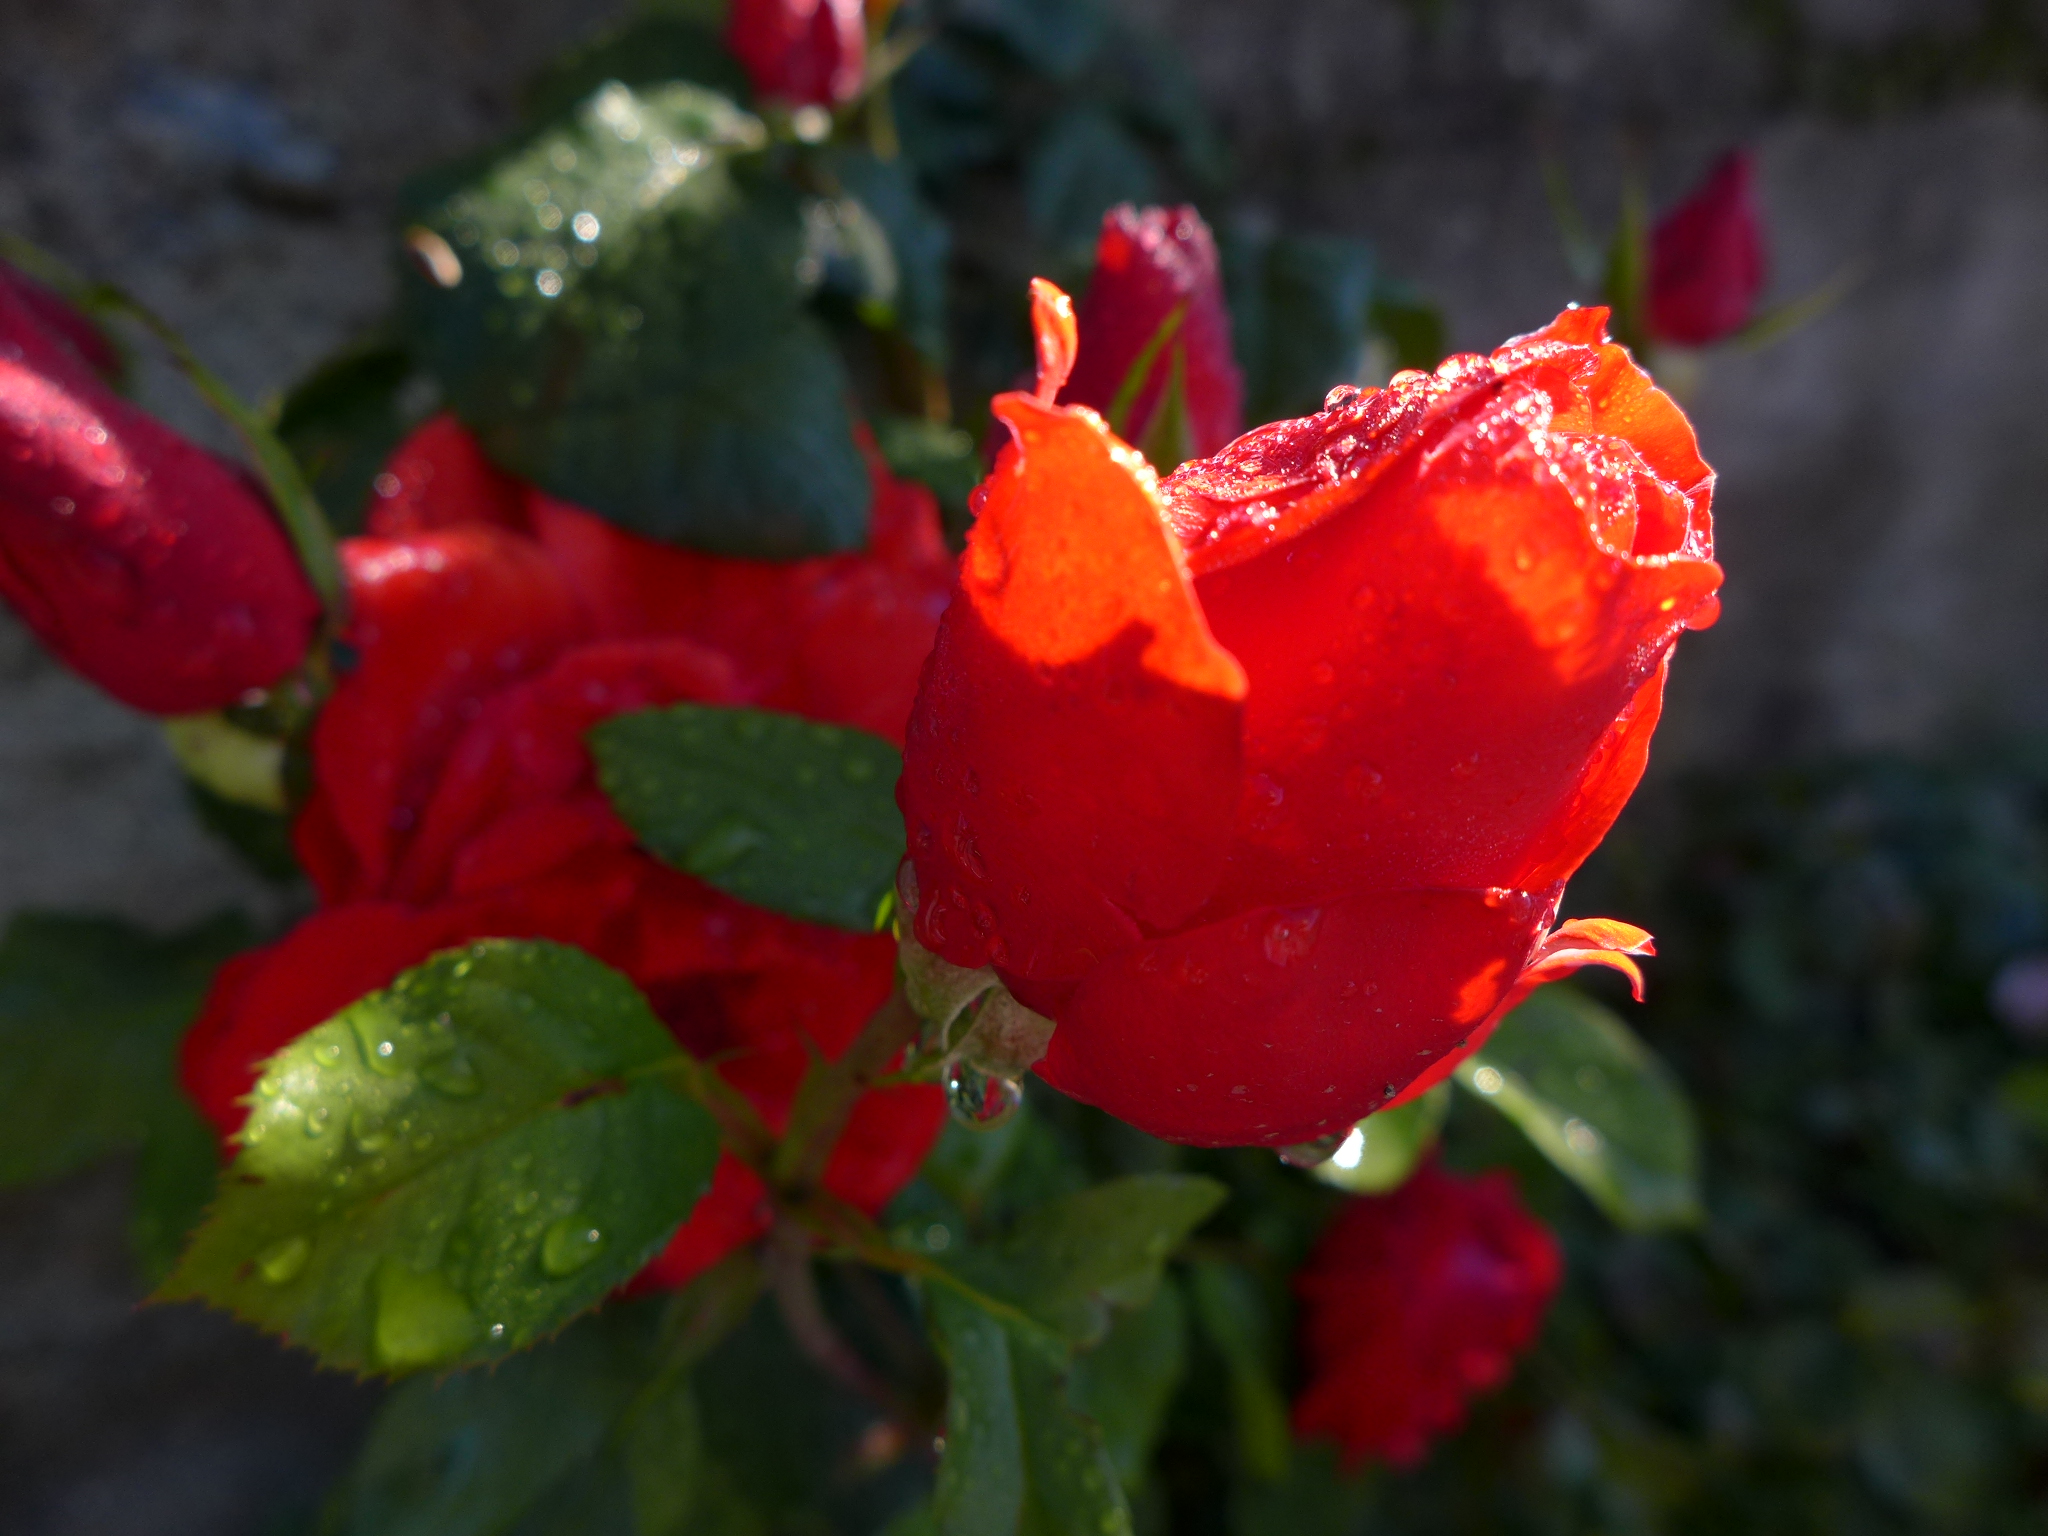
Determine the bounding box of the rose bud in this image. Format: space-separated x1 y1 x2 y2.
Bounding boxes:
1646 150 1767 348
726 0 867 108
1059 204 1244 464
0 270 320 714
896 282 1720 1146
1293 1162 1562 1466
1 259 122 381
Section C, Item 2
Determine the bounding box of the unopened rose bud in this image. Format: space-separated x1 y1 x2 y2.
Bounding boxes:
1647 150 1768 348
726 0 867 108
0 267 319 713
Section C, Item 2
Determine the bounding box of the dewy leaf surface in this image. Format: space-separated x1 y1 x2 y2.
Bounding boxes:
398 80 870 558
591 704 906 932
1457 983 1702 1230
0 911 249 1187
163 940 719 1376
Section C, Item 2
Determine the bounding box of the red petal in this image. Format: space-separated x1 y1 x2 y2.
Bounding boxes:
899 393 1246 983
1034 887 1549 1147
1183 366 1718 912
365 413 529 536
1029 279 1079 404
303 528 586 900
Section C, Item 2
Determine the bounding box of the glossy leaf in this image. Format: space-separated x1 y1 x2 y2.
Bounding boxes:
591 704 906 932
274 340 420 537
398 81 870 559
1456 983 1701 1231
0 911 249 1187
520 15 751 123
872 415 983 529
1070 1275 1188 1491
988 1173 1226 1344
321 1298 713 1536
162 940 719 1376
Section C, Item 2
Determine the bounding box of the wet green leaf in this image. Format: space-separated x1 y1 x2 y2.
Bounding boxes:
591 704 905 932
1456 984 1701 1230
398 81 869 559
1071 1275 1187 1491
827 148 952 366
274 340 420 537
1188 1261 1291 1482
0 911 249 1187
162 940 719 1376
521 15 750 124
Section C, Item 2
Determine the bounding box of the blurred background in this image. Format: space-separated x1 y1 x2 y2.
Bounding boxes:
3 0 2047 1530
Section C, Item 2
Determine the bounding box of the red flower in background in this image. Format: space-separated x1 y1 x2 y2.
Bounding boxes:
1646 150 1767 348
0 262 319 714
1294 1162 1562 1466
898 284 1719 1147
1060 205 1244 461
183 414 952 1289
726 0 867 108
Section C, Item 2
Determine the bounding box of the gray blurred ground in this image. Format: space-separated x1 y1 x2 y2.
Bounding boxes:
3 0 2046 1530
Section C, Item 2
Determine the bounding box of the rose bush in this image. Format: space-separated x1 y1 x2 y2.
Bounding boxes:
1293 1161 1562 1465
182 413 952 1289
0 261 319 713
899 284 1720 1145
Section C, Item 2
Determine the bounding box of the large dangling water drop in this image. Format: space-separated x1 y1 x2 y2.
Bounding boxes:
944 1059 1023 1129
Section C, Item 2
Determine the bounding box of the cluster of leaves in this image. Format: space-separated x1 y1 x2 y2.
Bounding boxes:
274 0 1440 556
1302 754 2048 1535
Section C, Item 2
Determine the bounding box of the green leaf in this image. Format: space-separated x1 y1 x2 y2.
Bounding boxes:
130 1095 223 1288
1367 284 1447 376
590 704 906 932
1070 1275 1187 1491
1309 1083 1449 1196
952 0 1111 81
872 415 983 528
323 1298 710 1536
1024 108 1160 256
1456 983 1702 1231
927 1290 1131 1536
162 940 719 1376
988 1173 1226 1344
1224 228 1375 424
930 1289 1026 1536
274 340 419 537
1188 1261 1291 1483
0 911 249 1187
827 148 952 366
398 81 870 559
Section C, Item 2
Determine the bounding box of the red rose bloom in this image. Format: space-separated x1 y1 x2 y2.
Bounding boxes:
1060 205 1244 461
897 284 1719 1146
185 415 951 1289
725 0 867 108
1294 1162 1562 1466
1646 150 1767 348
0 264 319 713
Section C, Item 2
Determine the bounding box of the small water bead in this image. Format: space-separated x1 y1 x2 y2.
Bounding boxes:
255 1234 311 1285
943 1060 1023 1129
304 1105 332 1138
372 1262 482 1369
1262 909 1322 967
541 1217 607 1276
422 1054 483 1098
1277 1129 1347 1169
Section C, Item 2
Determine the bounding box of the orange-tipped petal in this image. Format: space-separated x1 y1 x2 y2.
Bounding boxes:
1029 278 1079 404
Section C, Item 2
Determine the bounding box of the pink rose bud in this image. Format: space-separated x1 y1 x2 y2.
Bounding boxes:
726 0 867 108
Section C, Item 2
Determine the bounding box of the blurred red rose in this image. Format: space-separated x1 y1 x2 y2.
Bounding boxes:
898 286 1718 1146
1646 150 1767 348
1059 204 1244 461
186 415 951 1288
726 0 867 108
1293 1162 1562 1466
0 262 319 713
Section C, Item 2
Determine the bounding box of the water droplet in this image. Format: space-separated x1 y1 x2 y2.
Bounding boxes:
304 1105 332 1138
1563 1118 1602 1157
318 1041 343 1063
540 1217 606 1276
256 1234 310 1285
1278 1129 1347 1168
1310 660 1336 685
350 1012 409 1076
687 818 766 875
1472 1066 1505 1095
372 1261 480 1369
1349 583 1377 610
1263 909 1322 966
422 1054 482 1098
943 1060 1023 1129
489 1322 506 1339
